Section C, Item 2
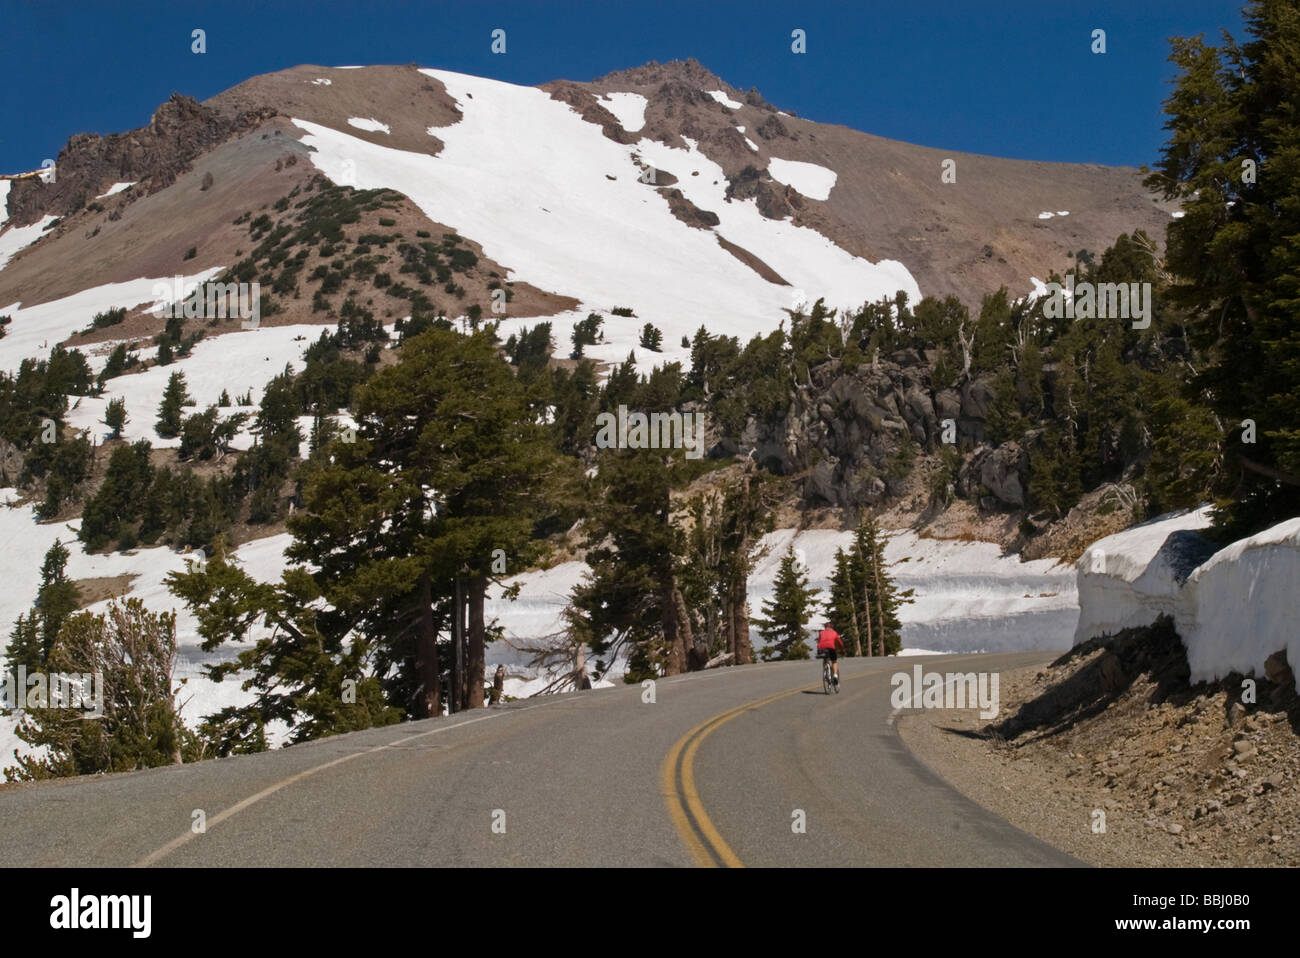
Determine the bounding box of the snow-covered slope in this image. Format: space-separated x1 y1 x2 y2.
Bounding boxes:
752 528 1078 654
291 68 919 371
0 494 278 764
484 525 1081 696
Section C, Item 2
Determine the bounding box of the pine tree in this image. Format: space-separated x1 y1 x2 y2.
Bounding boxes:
166 541 399 755
578 444 694 679
827 547 863 656
1145 1 1300 534
4 613 42 676
853 513 912 656
103 397 127 439
755 547 818 661
6 599 195 780
35 540 80 662
155 371 191 438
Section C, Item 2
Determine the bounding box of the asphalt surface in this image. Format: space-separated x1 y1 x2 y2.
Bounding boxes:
0 652 1081 867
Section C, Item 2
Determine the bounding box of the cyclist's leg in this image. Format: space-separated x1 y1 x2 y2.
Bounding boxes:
830 648 839 681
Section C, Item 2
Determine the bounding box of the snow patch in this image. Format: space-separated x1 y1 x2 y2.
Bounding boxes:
96 182 135 199
1171 210 1186 219
0 180 11 227
64 323 328 450
744 137 759 152
594 92 647 133
708 90 742 110
767 157 837 201
0 269 223 374
347 117 390 134
1077 510 1300 694
0 215 57 273
311 78 332 86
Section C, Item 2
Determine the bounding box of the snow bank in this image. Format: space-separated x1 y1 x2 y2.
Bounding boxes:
1076 510 1300 693
1175 518 1300 689
0 180 9 227
708 90 742 110
766 157 837 201
1074 508 1215 643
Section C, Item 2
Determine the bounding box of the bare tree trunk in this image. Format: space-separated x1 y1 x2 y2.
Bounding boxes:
675 584 709 671
723 593 735 661
416 572 441 718
466 575 487 709
872 544 887 657
661 580 685 675
449 578 460 714
731 580 752 665
860 571 875 659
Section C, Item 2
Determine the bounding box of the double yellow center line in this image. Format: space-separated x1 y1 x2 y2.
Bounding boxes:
660 680 824 867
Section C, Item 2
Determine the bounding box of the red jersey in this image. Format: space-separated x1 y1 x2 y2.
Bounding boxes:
817 628 844 651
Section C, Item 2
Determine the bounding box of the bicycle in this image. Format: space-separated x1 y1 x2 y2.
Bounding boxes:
818 650 839 695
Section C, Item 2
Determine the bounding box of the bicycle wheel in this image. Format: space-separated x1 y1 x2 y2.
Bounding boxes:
822 659 831 695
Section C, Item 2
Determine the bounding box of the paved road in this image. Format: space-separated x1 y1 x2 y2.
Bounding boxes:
0 652 1080 867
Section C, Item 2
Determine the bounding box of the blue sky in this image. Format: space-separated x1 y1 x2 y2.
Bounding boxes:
0 0 1245 173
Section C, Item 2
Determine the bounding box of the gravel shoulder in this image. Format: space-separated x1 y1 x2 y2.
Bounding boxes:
897 620 1300 867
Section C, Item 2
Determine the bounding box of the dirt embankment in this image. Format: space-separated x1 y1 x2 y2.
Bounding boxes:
899 618 1300 866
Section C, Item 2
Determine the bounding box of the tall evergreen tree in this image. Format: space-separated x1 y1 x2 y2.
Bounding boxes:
755 546 818 661
1145 0 1300 534
853 513 913 656
827 547 863 657
155 371 192 439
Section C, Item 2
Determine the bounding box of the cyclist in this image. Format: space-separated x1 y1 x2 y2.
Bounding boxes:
816 620 845 686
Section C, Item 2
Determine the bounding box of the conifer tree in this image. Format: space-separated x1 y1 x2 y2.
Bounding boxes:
755 546 818 661
827 547 863 656
103 397 127 439
35 539 80 662
1145 1 1300 533
6 599 194 780
155 371 191 438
